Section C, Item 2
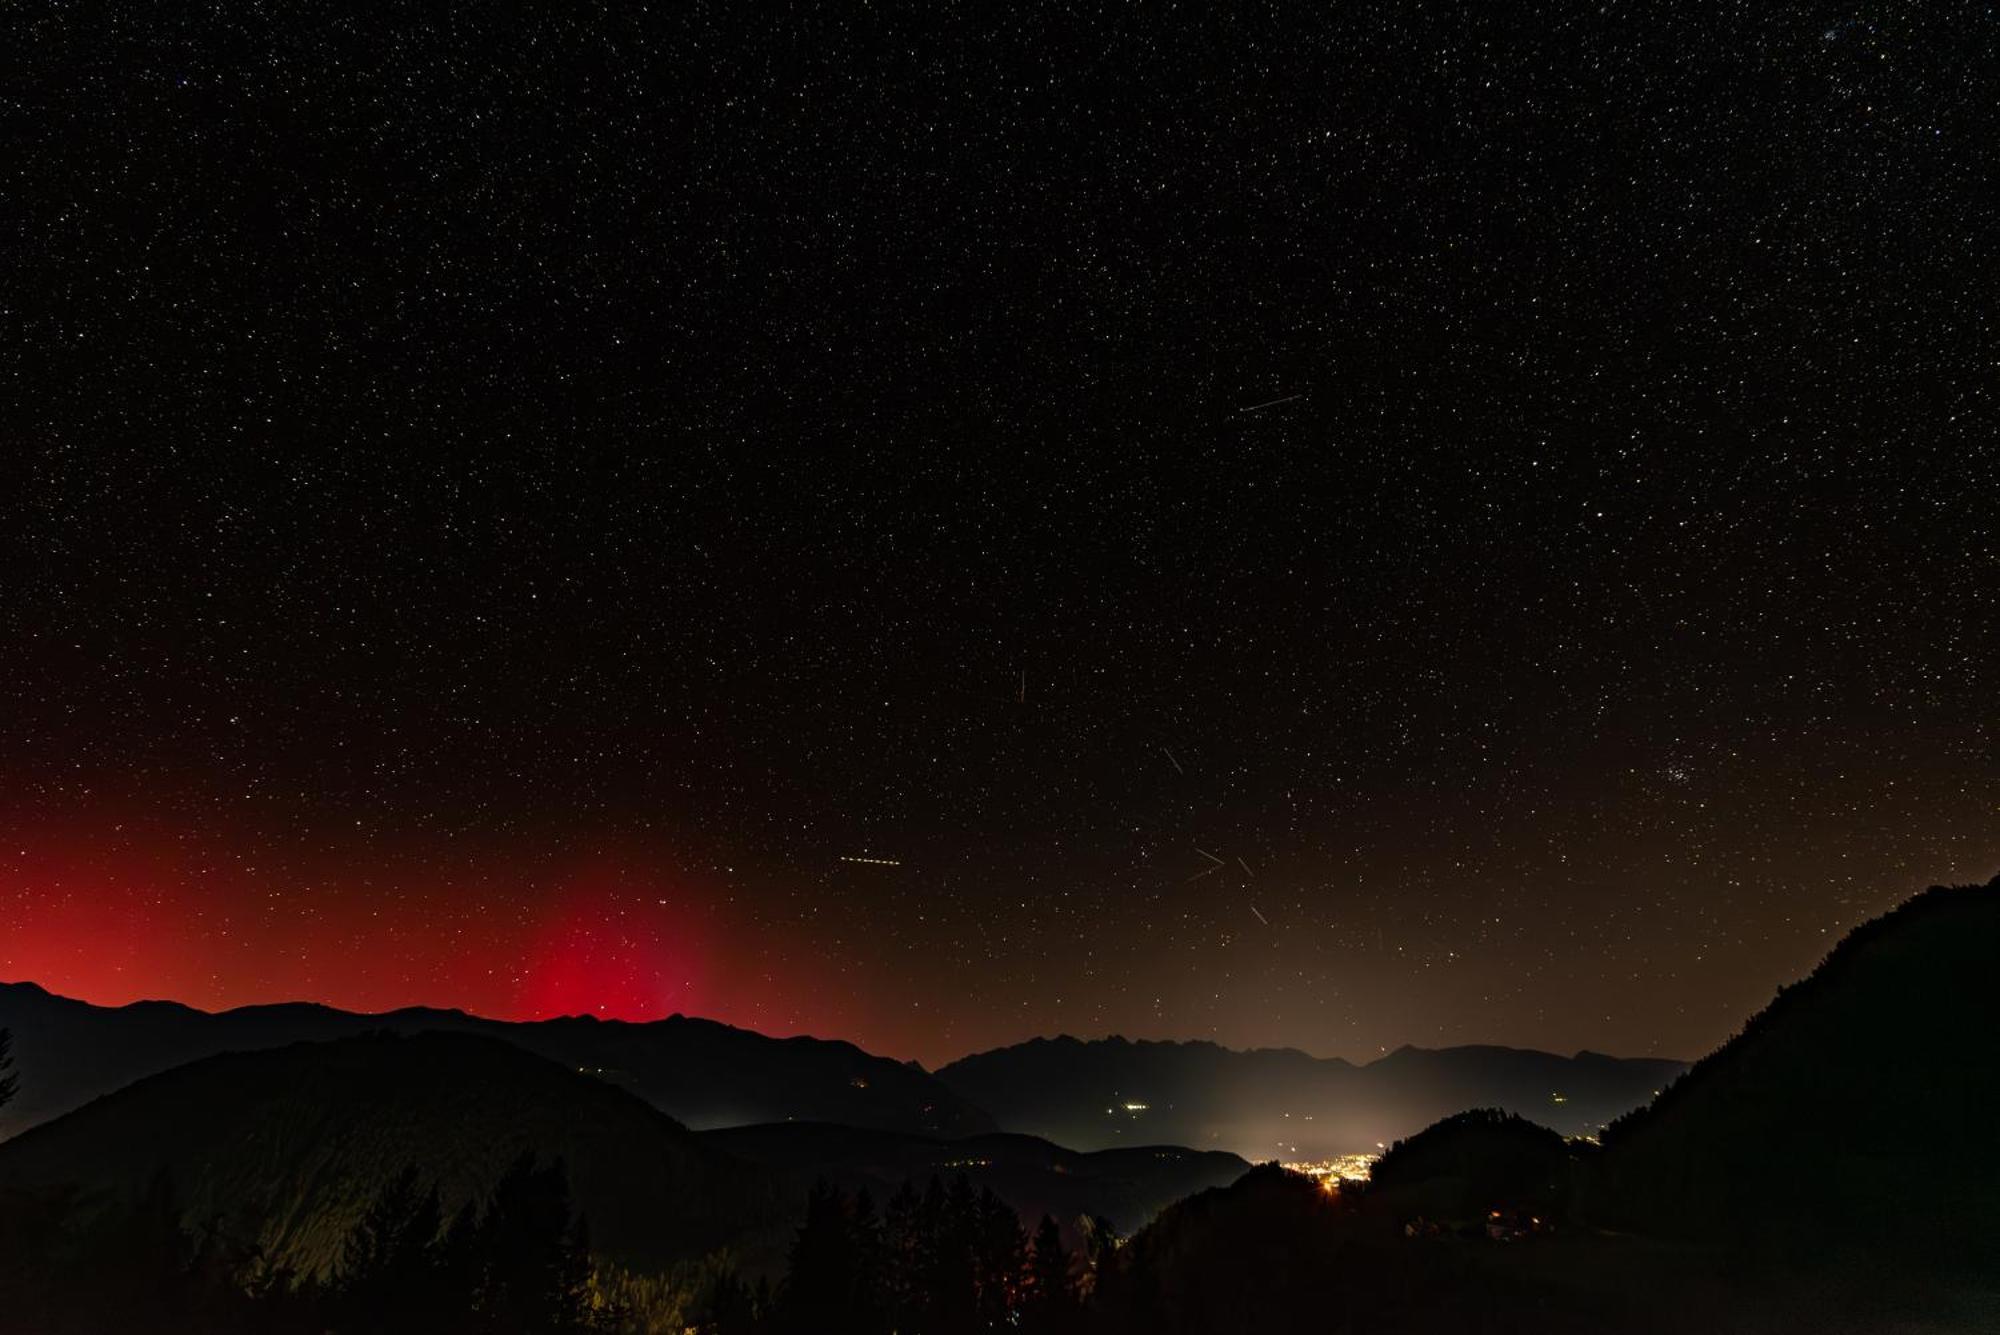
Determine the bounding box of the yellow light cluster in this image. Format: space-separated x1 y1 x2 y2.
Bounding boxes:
1280 1154 1380 1192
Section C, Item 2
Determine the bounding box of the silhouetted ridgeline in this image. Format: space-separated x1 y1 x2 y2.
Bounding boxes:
1088 879 2000 1333
1086 1161 1660 1335
1368 1108 1582 1226
0 983 994 1141
0 1032 1243 1332
0 980 1687 1162
0 1031 783 1280
937 1036 1683 1157
3 877 1996 1332
1593 877 2000 1261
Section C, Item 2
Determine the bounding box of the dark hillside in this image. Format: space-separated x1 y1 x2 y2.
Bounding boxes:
0 982 994 1140
1370 1107 1581 1226
705 1122 1247 1244
1597 878 2000 1265
0 1030 784 1278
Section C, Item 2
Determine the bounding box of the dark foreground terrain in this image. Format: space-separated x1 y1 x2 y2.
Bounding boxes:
2 878 1995 1332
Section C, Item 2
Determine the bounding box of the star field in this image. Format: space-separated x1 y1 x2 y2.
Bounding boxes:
3 2 1996 1065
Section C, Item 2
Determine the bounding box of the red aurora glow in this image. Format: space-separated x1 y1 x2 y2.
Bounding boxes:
0 801 823 1040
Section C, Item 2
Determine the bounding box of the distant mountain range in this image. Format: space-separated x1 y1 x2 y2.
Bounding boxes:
1 981 1687 1160
4 875 1993 1329
1085 876 2000 1331
0 1029 1247 1283
937 1037 1686 1159
0 982 993 1141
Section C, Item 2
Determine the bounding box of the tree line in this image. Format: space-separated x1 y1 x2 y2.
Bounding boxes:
0 1149 602 1334
0 1096 1111 1335
704 1174 1110 1335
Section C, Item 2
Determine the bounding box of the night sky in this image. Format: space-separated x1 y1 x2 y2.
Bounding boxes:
5 3 1996 1068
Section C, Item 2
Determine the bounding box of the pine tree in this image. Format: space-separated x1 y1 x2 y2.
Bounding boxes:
778 1180 868 1334
691 1269 760 1335
339 1166 448 1333
849 1187 887 1334
0 1028 17 1112
935 1175 980 1334
973 1186 1025 1327
882 1179 923 1330
438 1197 484 1317
1024 1215 1074 1333
476 1152 594 1333
1079 1215 1119 1302
914 1175 952 1330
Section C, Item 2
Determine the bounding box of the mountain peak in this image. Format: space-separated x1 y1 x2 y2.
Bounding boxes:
938 1032 1682 1159
0 981 995 1141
